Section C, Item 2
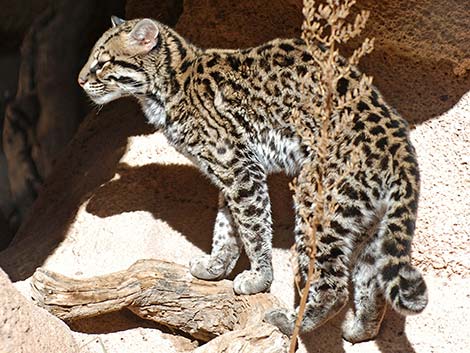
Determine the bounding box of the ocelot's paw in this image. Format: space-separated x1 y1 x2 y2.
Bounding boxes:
233 269 272 295
264 308 296 336
189 255 229 280
341 309 380 343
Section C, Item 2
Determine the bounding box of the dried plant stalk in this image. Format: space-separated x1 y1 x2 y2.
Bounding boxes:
289 1 374 351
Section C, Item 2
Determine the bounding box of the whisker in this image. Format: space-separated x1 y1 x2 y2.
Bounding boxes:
119 84 139 99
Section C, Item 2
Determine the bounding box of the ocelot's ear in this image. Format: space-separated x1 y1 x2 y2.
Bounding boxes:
128 19 159 54
111 15 125 27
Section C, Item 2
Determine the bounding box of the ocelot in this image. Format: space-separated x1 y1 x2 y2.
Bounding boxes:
78 17 427 342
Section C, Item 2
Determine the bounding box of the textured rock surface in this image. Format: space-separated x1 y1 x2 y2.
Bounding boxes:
0 0 49 50
354 0 470 123
0 51 21 246
125 0 184 27
0 268 78 353
0 0 469 352
176 0 303 48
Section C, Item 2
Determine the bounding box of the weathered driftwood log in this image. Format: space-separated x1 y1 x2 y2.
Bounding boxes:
31 259 289 350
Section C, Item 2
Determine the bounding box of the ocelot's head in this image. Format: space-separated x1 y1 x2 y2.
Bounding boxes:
78 16 161 105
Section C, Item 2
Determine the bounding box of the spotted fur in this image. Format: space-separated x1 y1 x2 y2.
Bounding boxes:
79 17 427 342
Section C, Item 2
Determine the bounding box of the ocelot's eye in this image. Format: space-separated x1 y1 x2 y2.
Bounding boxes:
90 61 101 74
90 57 112 74
99 61 111 70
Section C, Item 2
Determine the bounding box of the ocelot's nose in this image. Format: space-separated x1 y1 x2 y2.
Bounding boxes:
77 75 87 86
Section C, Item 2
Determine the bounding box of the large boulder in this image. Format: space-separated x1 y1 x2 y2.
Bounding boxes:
0 268 78 353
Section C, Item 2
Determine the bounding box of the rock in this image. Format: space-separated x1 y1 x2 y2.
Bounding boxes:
175 0 303 48
353 0 470 124
0 0 49 50
125 0 184 27
0 268 78 353
410 92 470 278
0 210 12 250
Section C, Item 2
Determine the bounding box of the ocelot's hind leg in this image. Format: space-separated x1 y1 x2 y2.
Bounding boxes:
265 194 359 335
190 193 242 280
342 235 387 343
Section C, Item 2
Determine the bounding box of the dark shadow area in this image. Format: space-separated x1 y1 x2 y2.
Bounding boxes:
375 311 417 353
300 307 348 353
70 310 160 334
269 174 296 250
300 306 417 353
70 309 197 344
0 0 128 246
85 162 219 254
357 49 470 127
0 48 22 248
69 310 207 348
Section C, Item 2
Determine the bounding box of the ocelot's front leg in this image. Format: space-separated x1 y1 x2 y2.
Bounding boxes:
190 193 242 280
221 162 274 295
190 147 273 294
